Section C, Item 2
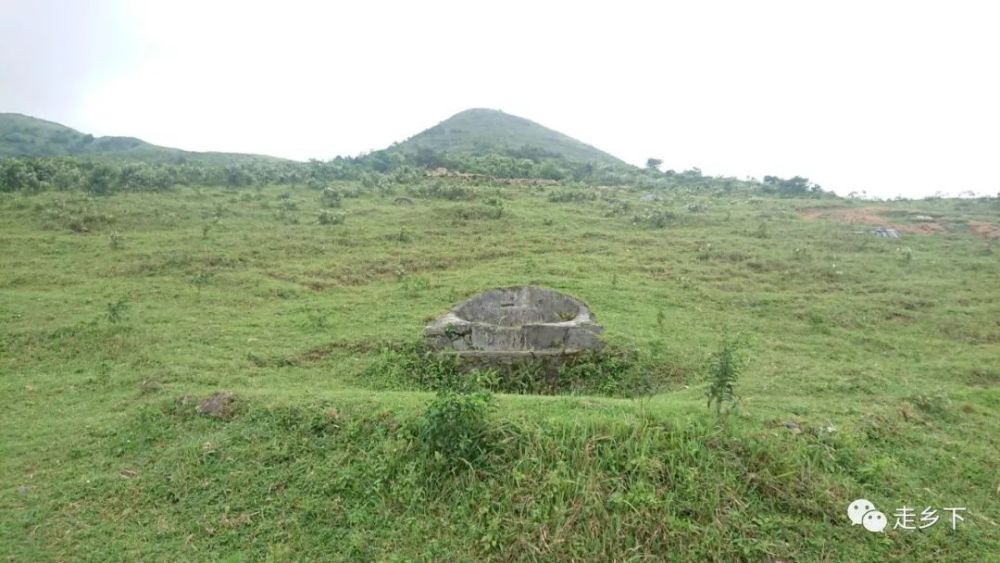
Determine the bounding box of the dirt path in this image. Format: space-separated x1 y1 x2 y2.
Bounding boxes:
968 220 1000 240
798 206 945 234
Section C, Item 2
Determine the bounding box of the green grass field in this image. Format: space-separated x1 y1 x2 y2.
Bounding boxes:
1 181 997 561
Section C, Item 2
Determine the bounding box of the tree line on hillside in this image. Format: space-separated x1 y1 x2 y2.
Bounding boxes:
359 147 830 196
0 150 832 198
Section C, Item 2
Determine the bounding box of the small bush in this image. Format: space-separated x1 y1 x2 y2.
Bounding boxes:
399 274 430 295
106 297 129 323
548 190 595 203
320 188 342 208
108 230 123 249
697 243 713 261
906 391 951 416
409 182 475 201
189 270 212 298
633 210 676 228
318 210 345 225
415 388 494 468
449 204 503 221
705 334 746 416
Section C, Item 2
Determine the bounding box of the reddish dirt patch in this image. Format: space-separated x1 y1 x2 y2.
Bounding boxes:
798 206 945 234
968 221 1000 240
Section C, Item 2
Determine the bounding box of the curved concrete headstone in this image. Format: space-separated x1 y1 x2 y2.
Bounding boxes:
424 286 603 363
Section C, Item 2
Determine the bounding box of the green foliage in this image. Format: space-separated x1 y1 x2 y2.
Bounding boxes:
761 175 825 197
398 273 430 295
317 210 345 225
408 181 476 201
449 203 504 221
537 161 566 180
0 112 839 200
361 343 656 398
754 222 769 238
380 108 625 168
705 334 746 416
35 198 116 233
188 270 213 297
105 297 129 323
906 390 951 416
548 190 596 203
415 388 496 470
0 112 292 165
319 187 342 208
108 230 123 249
635 209 676 228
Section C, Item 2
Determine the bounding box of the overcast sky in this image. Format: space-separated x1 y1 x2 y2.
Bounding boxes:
2 1 998 198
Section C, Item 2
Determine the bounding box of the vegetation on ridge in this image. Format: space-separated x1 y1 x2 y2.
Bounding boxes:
0 113 286 165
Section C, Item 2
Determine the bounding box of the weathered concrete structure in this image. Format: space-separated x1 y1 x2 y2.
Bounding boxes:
424 286 603 365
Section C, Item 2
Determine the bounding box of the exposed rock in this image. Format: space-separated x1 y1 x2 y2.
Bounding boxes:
782 421 802 434
196 391 236 419
872 227 900 238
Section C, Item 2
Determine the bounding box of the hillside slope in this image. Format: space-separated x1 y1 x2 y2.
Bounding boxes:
0 179 997 560
0 113 286 165
386 108 628 167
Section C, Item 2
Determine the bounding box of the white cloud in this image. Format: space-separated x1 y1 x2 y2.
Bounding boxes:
2 0 998 197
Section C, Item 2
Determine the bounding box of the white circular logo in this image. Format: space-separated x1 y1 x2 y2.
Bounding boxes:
863 510 888 533
847 499 875 526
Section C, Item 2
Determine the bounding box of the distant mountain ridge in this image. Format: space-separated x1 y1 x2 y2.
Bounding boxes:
384 108 628 167
0 113 286 164
2 108 629 170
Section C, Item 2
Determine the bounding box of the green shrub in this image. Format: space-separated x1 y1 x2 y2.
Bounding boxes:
705 334 746 416
409 181 475 201
106 297 129 323
399 274 430 295
633 210 675 228
548 190 595 203
320 187 342 208
108 230 123 249
449 204 503 221
318 210 345 225
189 270 212 299
415 388 494 468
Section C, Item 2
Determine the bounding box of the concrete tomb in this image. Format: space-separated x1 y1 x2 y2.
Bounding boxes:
424 286 603 365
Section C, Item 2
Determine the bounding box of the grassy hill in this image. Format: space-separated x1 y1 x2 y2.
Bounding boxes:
383 108 629 168
1 174 997 560
0 113 287 165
